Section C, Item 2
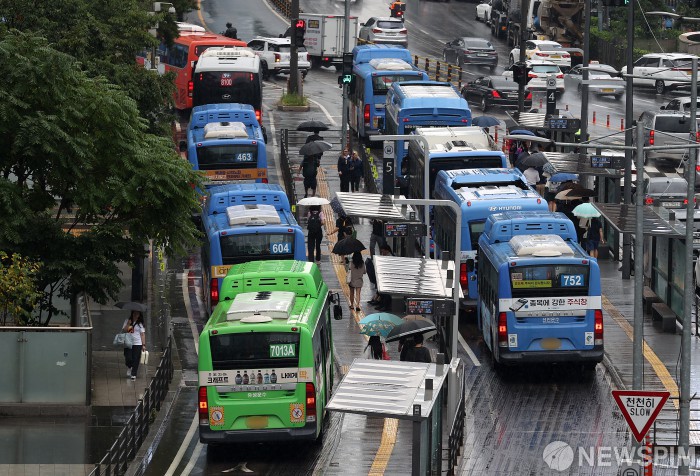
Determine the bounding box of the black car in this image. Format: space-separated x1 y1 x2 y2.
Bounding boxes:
460 76 531 112
442 37 498 70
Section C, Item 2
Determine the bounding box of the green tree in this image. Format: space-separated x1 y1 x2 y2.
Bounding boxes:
0 0 198 134
0 252 41 326
0 31 202 325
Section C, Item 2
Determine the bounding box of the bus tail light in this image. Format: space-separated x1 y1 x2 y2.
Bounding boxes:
305 383 317 422
594 309 604 345
210 278 219 307
459 263 468 290
498 312 508 348
188 80 193 98
364 104 370 126
198 387 209 424
255 109 262 123
649 130 654 145
262 177 269 183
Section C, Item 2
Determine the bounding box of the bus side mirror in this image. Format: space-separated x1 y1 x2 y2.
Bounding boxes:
179 140 187 152
467 259 475 272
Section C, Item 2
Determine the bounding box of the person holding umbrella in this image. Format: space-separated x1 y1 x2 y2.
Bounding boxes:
401 334 432 363
299 154 320 198
122 310 146 380
329 211 354 242
306 205 325 265
347 251 366 312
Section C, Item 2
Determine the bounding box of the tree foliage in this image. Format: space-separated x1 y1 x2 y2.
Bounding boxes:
0 252 41 326
0 0 197 134
0 31 202 325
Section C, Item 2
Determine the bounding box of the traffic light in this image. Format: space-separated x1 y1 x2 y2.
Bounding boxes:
512 62 528 86
338 52 354 88
293 19 306 47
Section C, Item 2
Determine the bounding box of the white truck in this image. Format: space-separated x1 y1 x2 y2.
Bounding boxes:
299 13 359 69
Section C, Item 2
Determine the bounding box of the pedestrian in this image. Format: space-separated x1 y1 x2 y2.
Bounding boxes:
122 313 135 376
523 165 540 187
585 216 605 258
299 154 320 198
365 255 380 304
401 333 432 363
306 205 325 265
329 212 354 242
305 131 324 144
349 151 363 192
224 22 238 39
366 335 383 360
348 251 366 312
337 148 352 193
123 310 146 380
369 218 387 256
515 141 532 172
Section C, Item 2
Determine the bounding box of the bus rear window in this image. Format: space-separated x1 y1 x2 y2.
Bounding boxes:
197 145 258 170
220 233 294 264
510 265 589 297
372 74 422 95
468 220 485 250
210 332 300 370
193 72 260 107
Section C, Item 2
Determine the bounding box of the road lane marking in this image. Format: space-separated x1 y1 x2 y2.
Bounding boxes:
164 413 200 476
307 98 339 127
602 295 679 407
459 333 481 367
181 442 204 475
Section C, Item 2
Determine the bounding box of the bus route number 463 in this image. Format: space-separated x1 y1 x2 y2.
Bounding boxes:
270 242 291 254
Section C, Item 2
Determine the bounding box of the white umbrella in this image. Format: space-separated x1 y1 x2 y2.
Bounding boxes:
297 197 330 206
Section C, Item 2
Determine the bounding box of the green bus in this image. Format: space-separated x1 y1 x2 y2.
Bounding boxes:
198 260 335 443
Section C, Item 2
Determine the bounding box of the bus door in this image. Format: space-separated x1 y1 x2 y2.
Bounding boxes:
462 219 486 301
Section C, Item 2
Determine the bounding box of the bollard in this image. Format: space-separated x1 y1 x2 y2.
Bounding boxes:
643 434 653 476
565 104 569 111
494 126 498 143
458 68 463 90
414 55 419 67
606 114 610 128
621 118 624 131
436 61 441 81
425 58 430 79
592 111 596 124
447 64 452 82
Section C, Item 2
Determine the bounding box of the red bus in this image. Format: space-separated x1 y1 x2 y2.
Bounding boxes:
139 22 247 111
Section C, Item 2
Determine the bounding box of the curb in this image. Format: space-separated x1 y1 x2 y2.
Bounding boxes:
602 352 626 390
277 104 311 112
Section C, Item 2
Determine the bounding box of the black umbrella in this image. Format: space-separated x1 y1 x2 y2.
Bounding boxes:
332 236 365 255
385 319 437 343
299 140 333 156
518 152 549 167
472 116 501 128
115 301 147 313
297 120 329 132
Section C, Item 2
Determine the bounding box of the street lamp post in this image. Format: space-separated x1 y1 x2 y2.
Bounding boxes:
622 0 635 280
341 0 351 152
149 2 175 71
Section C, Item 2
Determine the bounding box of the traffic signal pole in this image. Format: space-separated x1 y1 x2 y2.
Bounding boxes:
341 0 351 152
622 0 634 280
289 0 300 95
517 0 529 112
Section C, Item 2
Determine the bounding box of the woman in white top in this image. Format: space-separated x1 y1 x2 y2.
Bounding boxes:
123 310 146 380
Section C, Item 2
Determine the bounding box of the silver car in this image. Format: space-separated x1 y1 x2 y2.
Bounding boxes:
563 64 624 99
358 17 408 48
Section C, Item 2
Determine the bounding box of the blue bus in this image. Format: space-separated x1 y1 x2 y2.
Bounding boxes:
201 184 306 313
477 211 603 367
187 103 268 188
432 169 548 304
406 126 507 200
384 81 472 172
348 45 429 142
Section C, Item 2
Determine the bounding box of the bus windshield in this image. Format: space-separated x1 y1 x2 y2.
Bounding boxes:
221 234 295 264
193 71 261 108
372 74 421 95
510 264 589 297
210 332 300 370
197 144 258 170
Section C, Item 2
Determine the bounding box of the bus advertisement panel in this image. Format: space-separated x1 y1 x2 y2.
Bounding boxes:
137 22 248 111
432 169 548 303
187 104 268 187
348 45 429 141
198 260 334 444
384 81 472 173
191 47 263 123
477 221 603 367
201 184 305 313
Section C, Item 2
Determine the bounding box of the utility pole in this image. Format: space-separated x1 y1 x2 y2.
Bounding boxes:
580 0 591 144
341 0 351 152
678 55 697 476
289 0 300 95
517 0 529 113
622 0 634 279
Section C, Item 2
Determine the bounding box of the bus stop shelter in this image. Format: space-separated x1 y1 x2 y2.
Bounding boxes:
334 192 416 221
326 358 449 476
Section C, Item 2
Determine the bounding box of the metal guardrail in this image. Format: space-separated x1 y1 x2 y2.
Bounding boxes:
446 364 466 475
650 396 700 446
358 145 379 194
89 336 174 476
280 129 298 219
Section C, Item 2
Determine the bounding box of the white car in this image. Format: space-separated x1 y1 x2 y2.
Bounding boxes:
246 37 311 80
661 97 700 112
358 17 408 47
621 53 697 94
475 0 492 23
509 40 571 70
503 61 565 94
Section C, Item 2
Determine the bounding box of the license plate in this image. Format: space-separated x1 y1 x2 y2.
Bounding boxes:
385 32 396 35
694 238 700 245
664 201 681 208
550 55 561 59
602 88 614 93
478 54 488 57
